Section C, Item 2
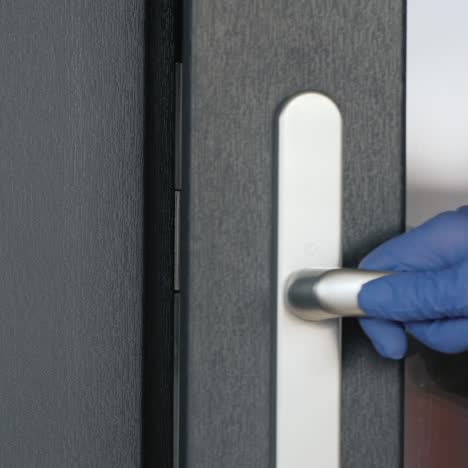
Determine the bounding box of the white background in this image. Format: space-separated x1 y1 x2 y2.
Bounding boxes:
408 0 468 224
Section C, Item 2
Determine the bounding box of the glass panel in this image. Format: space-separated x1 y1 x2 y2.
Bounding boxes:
405 344 468 467
406 1 468 466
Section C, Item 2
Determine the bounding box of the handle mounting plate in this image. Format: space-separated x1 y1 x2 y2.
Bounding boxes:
276 92 342 468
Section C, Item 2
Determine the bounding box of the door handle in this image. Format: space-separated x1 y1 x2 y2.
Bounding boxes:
276 92 342 468
286 268 391 321
275 92 390 468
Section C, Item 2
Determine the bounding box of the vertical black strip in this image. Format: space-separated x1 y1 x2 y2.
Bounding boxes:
143 0 177 466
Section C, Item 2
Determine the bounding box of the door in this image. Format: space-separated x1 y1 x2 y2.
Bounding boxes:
0 2 147 467
179 2 405 467
0 1 404 466
0 1 176 467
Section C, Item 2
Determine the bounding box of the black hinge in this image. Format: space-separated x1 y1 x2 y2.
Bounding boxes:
174 62 182 290
173 61 183 468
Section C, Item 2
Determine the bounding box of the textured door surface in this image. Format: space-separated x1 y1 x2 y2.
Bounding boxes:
0 1 404 467
179 2 405 467
0 2 145 466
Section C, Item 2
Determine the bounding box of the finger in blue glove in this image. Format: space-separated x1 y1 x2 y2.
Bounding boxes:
357 206 468 359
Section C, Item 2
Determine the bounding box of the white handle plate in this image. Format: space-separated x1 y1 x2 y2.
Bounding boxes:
276 92 342 468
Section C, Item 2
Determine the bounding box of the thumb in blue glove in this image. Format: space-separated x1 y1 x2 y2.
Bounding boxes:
357 206 468 359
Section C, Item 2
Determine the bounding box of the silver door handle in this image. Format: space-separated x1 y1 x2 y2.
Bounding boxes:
286 268 391 321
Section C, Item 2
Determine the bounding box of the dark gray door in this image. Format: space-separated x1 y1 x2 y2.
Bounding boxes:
0 1 404 467
179 2 405 467
0 1 177 467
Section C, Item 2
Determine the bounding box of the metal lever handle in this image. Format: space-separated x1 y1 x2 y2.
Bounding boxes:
286 268 391 321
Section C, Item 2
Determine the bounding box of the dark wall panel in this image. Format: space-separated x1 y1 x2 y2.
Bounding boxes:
181 1 404 467
0 1 145 466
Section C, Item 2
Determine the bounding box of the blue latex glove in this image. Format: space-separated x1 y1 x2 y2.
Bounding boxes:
357 206 468 359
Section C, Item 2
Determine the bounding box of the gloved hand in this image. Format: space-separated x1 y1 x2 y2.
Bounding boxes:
357 206 468 359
